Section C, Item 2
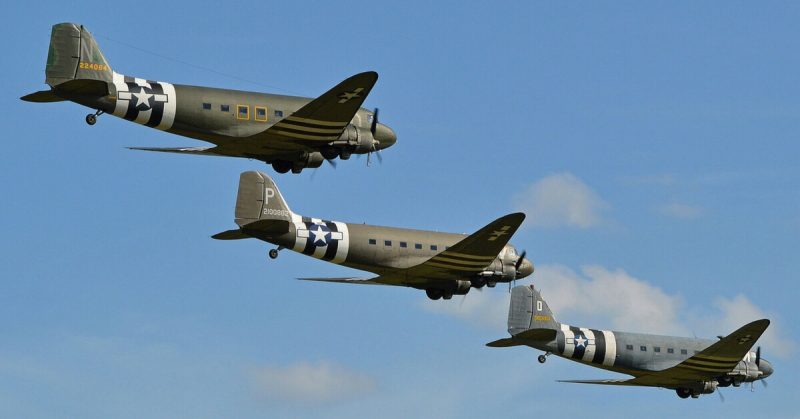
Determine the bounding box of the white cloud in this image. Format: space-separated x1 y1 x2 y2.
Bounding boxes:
250 361 376 405
422 263 792 358
512 173 609 228
658 203 705 219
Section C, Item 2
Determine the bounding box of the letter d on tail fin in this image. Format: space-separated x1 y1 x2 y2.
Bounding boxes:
508 285 560 336
235 171 293 227
46 23 113 87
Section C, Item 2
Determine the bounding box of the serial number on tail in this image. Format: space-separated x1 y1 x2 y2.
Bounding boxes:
79 62 110 71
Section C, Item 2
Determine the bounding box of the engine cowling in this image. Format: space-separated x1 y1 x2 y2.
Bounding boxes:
296 151 324 169
335 124 374 154
453 280 471 295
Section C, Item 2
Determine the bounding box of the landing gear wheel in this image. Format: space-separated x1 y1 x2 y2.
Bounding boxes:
676 388 691 399
425 289 442 300
268 249 279 259
321 147 339 160
538 355 547 364
442 293 454 300
85 114 97 125
272 160 291 174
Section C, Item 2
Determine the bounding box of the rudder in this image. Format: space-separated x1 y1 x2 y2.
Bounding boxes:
46 23 112 87
508 285 560 335
235 171 294 227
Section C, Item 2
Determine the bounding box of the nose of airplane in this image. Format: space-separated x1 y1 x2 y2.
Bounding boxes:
759 359 773 378
517 258 534 278
374 123 396 150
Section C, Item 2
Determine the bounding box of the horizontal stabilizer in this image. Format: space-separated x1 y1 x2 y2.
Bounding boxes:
211 229 251 240
514 328 558 341
20 90 65 103
240 219 291 235
487 329 556 348
128 146 221 156
486 338 526 348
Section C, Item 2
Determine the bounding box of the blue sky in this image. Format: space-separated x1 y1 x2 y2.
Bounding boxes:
2 1 799 418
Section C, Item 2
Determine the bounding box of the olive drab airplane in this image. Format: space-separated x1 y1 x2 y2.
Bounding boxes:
488 285 773 399
21 23 396 174
213 171 534 300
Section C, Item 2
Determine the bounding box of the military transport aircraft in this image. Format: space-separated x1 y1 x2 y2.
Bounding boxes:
21 23 396 173
213 171 534 300
488 285 773 399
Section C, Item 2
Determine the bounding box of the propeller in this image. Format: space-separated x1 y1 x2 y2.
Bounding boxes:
755 346 761 367
514 250 528 271
366 108 383 167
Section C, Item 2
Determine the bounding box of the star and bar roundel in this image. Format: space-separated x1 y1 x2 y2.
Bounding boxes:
112 72 176 130
292 217 349 263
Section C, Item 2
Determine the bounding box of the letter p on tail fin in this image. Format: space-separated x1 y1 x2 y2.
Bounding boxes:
46 23 113 87
235 171 294 227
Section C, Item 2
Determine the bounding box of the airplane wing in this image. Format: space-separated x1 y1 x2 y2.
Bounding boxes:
128 146 224 156
299 213 526 291
558 319 770 389
262 71 378 143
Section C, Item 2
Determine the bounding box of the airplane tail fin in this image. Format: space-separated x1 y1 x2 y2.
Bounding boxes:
45 23 113 87
234 171 294 227
508 285 560 336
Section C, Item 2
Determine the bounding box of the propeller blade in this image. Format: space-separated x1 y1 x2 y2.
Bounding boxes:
325 158 337 169
761 379 768 389
717 388 725 403
755 346 761 366
370 107 379 135
515 250 527 270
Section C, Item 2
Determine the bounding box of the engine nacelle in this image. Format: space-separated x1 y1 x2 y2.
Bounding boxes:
453 280 471 295
334 124 374 154
296 151 324 169
699 381 718 395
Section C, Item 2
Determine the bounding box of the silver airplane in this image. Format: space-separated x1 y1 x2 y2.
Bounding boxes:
489 285 773 399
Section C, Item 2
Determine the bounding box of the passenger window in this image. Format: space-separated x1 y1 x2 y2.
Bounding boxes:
640 346 647 352
255 106 268 122
414 243 422 250
654 347 661 353
667 348 674 354
368 239 376 245
220 104 230 112
237 105 249 120
384 240 392 246
202 102 211 110
400 242 407 248
274 110 284 117
625 344 633 350
680 349 688 355
430 245 438 251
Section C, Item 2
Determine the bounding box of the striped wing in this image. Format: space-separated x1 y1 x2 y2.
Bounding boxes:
399 213 525 286
264 71 378 142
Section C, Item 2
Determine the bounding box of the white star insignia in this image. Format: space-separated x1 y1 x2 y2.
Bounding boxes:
574 335 587 348
132 88 153 110
310 225 328 245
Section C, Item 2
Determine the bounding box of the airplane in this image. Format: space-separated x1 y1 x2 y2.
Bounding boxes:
488 285 773 399
213 171 534 300
21 23 396 174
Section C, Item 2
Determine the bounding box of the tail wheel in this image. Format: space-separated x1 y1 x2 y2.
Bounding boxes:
85 114 97 125
268 249 279 259
538 355 547 364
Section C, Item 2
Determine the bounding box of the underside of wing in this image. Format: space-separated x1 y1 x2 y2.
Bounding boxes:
128 146 224 156
298 276 400 286
558 378 645 387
